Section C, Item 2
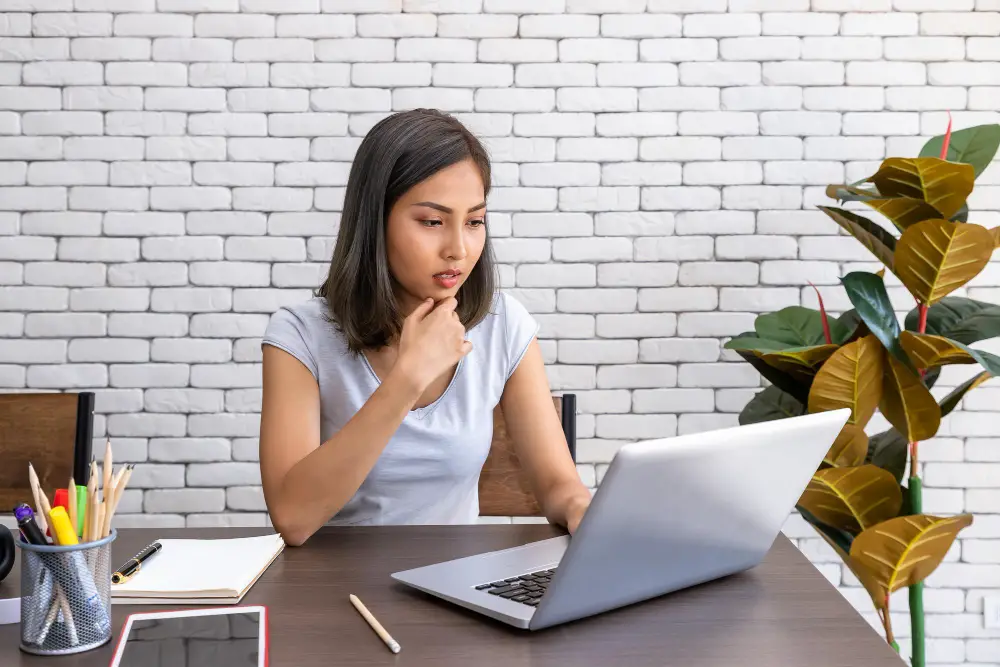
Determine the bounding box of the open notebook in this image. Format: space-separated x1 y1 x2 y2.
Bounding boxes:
111 533 285 605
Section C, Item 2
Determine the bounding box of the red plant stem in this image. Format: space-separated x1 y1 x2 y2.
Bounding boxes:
939 111 953 160
809 281 833 344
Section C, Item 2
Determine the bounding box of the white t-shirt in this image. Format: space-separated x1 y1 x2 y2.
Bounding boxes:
260 290 540 526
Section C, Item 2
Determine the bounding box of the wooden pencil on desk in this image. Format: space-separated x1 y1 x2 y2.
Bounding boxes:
101 438 112 536
350 594 401 654
27 463 50 537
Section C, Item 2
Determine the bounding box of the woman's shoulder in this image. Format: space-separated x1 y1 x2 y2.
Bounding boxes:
262 295 346 380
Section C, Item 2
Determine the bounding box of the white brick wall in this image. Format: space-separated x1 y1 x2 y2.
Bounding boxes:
2 4 999 661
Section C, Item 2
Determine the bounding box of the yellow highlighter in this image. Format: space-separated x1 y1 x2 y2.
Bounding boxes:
48 505 79 546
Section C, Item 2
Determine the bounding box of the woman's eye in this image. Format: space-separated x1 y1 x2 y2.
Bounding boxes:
421 219 442 226
469 218 485 227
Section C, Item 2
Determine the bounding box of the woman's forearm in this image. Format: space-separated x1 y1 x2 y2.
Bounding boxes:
269 366 424 546
541 478 592 532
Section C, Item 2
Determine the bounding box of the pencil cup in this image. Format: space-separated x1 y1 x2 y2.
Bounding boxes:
16 529 116 656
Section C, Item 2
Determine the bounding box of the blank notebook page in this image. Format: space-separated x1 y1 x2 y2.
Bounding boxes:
112 534 286 597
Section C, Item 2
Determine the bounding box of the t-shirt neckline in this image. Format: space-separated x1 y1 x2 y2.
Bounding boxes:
359 351 465 420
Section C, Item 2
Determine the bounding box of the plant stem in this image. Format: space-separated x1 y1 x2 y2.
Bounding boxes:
908 301 929 667
883 598 898 652
909 478 925 667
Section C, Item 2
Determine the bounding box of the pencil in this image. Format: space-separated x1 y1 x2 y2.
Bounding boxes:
27 463 48 537
349 594 400 654
101 438 112 537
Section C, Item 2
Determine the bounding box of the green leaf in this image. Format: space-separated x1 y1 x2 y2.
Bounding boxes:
835 309 868 344
798 504 855 556
840 271 919 375
923 365 941 390
906 296 1000 346
867 428 909 484
951 202 970 223
724 336 797 353
919 123 1000 179
738 386 806 426
735 349 811 405
755 306 840 347
937 370 993 418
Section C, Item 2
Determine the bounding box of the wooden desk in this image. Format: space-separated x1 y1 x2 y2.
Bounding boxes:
1 525 903 666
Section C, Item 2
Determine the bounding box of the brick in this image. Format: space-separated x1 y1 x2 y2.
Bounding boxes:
803 86 884 111
922 12 1000 35
233 288 312 313
0 340 66 364
595 414 677 440
679 262 759 286
680 62 761 86
721 86 802 110
760 111 841 136
270 63 350 88
763 12 838 36
597 364 677 389
557 138 636 162
152 37 231 62
557 88 637 113
764 161 843 185
640 38 717 62
227 487 265 511
556 288 637 314
489 187 557 212
145 87 226 111
638 288 718 313
602 162 681 186
0 87 61 112
847 61 925 85
68 338 149 363
22 111 103 136
639 87 719 111
596 63 677 88
633 388 714 413
558 339 638 364
0 37 69 61
801 36 882 61
684 13 761 37
804 136 885 160
188 412 260 438
190 261 270 287
65 86 143 110
150 287 231 312
512 212 593 235
594 212 674 236
721 37 800 60
28 364 107 388
560 38 638 62
597 262 678 287
437 14 517 37
485 0 563 10
545 363 596 389
552 237 631 262
722 137 802 160
559 186 639 211
516 63 595 88
146 489 225 513
151 338 232 363
675 211 754 235
764 62 843 86
596 313 676 338
678 362 760 387
105 111 187 137
189 314 268 338
196 162 273 187
720 287 799 312
0 186 66 211
640 186 721 211
24 313 105 338
232 38 312 63
929 62 1000 86
25 261 104 286
475 89 554 113
0 137 62 160
843 112 919 135
678 111 758 136
600 14 680 38
684 161 762 185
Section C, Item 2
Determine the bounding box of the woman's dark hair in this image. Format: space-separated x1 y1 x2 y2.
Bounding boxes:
317 108 498 355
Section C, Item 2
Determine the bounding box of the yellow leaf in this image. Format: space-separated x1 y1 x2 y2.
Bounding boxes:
812 527 888 611
808 335 884 426
824 423 869 468
879 352 942 443
818 207 897 273
851 514 974 596
991 226 999 248
894 219 993 305
899 331 978 369
864 196 946 232
799 465 902 534
868 157 974 220
760 344 839 380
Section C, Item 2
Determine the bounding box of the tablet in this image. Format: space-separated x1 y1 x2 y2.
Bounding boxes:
109 606 268 667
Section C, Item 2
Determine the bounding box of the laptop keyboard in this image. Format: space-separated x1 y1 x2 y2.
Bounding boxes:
474 568 558 607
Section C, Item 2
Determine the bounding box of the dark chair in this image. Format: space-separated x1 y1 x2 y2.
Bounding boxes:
0 391 94 512
479 393 577 517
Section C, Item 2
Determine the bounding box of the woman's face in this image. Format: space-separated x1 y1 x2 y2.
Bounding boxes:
386 158 488 316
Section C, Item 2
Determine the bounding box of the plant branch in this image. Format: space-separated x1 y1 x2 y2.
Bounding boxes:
809 281 833 344
882 596 897 651
939 111 953 160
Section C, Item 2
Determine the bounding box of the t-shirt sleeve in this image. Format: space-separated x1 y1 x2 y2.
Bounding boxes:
261 306 320 382
503 291 540 381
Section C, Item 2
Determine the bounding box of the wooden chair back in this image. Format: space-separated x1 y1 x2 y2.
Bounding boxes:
0 392 94 512
479 393 576 517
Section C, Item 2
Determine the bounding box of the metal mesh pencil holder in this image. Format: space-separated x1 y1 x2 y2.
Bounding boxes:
16 529 117 656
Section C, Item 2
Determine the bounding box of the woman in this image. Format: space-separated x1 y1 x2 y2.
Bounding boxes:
259 108 592 547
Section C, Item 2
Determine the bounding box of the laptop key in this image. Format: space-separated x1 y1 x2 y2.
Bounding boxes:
499 590 522 599
518 574 536 581
475 583 492 590
489 586 515 595
489 581 506 587
523 599 540 606
528 591 544 598
511 594 530 602
504 577 520 582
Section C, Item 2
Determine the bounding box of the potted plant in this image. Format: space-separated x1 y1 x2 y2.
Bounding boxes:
725 120 1000 667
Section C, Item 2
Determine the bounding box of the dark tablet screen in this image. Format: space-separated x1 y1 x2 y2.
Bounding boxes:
115 610 262 667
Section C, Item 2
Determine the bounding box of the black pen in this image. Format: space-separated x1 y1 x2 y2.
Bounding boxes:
112 541 162 584
14 503 48 545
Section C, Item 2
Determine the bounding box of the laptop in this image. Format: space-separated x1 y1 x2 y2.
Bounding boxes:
390 407 851 630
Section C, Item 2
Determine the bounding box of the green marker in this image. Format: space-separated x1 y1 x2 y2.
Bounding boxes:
76 484 87 536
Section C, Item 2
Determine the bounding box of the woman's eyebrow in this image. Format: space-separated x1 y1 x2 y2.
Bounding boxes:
412 201 487 214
